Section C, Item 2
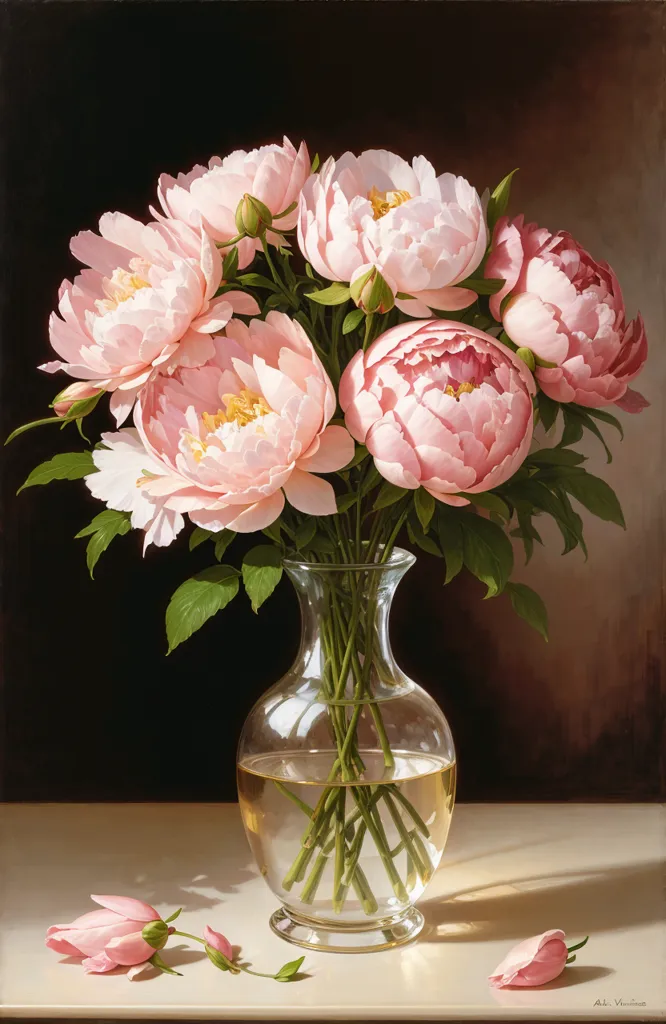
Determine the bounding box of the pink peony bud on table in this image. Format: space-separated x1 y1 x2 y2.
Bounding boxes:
350 265 396 315
53 382 100 417
203 925 234 961
45 894 162 975
489 929 585 988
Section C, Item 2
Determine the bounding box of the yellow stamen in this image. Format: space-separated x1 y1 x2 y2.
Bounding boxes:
221 389 272 427
202 409 228 433
369 185 412 220
445 381 478 401
96 266 151 313
183 432 208 463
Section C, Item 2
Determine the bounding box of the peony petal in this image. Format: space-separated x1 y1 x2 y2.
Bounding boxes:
615 386 649 413
297 425 355 472
104 931 154 967
283 469 337 515
91 895 159 923
82 952 119 974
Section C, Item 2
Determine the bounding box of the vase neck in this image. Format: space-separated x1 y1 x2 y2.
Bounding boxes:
283 549 415 701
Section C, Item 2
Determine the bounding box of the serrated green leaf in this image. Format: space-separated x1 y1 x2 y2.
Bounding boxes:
342 309 365 335
487 168 518 232
407 517 442 557
305 283 351 306
558 472 625 528
242 545 283 613
414 488 435 532
148 950 183 977
275 955 305 981
461 514 514 597
214 529 236 561
75 509 131 578
506 582 548 641
294 519 317 551
373 481 408 510
189 527 213 552
18 451 96 493
437 513 464 584
459 491 511 521
166 565 240 654
222 245 239 280
459 277 505 295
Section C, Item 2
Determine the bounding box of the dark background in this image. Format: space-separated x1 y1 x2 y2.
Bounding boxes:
1 0 664 803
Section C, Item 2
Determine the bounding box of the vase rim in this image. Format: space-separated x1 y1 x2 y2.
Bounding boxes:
283 545 416 573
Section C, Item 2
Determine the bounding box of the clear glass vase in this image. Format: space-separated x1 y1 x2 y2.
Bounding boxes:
237 547 456 953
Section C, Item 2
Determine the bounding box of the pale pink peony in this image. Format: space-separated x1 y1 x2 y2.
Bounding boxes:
53 381 100 417
86 311 354 541
42 212 259 425
45 894 160 978
340 319 535 505
203 925 234 961
486 216 648 412
489 929 569 988
297 150 487 316
157 137 310 270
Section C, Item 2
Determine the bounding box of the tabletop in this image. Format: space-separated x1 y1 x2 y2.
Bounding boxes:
1 802 665 1021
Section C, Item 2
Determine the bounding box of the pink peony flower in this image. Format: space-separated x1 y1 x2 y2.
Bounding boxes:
203 925 234 961
486 216 648 412
489 929 569 988
298 150 487 316
339 319 535 505
85 311 355 541
41 212 259 425
157 137 310 270
53 381 100 417
45 894 160 978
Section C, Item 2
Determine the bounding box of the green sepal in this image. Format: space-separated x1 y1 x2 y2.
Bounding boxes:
149 950 182 976
142 919 169 950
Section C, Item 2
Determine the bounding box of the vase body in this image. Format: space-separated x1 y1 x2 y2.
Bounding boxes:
237 548 456 952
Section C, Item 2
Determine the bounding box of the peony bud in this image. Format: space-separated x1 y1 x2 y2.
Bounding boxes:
235 194 273 238
350 265 395 315
53 382 101 417
515 347 536 372
141 919 169 950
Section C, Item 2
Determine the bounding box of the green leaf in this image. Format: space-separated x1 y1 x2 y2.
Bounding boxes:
303 532 337 555
437 513 464 584
164 908 182 924
414 488 435 532
262 520 282 544
360 465 381 497
503 479 584 556
294 519 317 551
237 273 280 292
342 309 365 335
75 509 132 579
18 451 96 493
459 491 511 521
222 245 239 280
583 406 624 440
459 277 505 295
166 565 240 654
373 481 408 511
560 405 615 462
343 444 369 470
461 514 514 598
214 529 236 561
511 507 543 565
559 408 586 450
264 292 287 310
487 168 518 232
242 545 283 613
6 415 65 444
336 491 358 513
305 283 351 306
506 582 549 641
407 517 442 557
275 955 305 981
148 950 183 977
559 472 625 528
310 153 320 173
189 527 213 552
527 448 586 467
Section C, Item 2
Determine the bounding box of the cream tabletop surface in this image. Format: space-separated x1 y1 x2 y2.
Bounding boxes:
1 802 665 1021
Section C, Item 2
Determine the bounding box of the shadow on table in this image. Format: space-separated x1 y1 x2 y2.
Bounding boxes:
419 858 665 942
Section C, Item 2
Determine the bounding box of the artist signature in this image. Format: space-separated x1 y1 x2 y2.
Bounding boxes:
593 998 647 1007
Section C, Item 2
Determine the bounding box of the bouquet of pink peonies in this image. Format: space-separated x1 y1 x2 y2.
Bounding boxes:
10 139 649 940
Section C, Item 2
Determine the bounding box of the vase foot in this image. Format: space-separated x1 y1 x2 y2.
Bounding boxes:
269 905 424 953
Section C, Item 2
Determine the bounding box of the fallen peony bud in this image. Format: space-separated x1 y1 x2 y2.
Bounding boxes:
489 930 589 988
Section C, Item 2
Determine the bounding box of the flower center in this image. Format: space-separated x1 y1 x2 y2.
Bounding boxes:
96 264 151 313
368 186 412 220
445 381 478 400
220 389 272 428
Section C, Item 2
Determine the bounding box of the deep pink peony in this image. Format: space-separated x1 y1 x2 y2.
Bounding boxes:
157 137 310 270
85 311 354 542
298 150 486 316
488 929 569 988
45 894 160 978
339 319 535 505
486 216 648 412
42 212 259 425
